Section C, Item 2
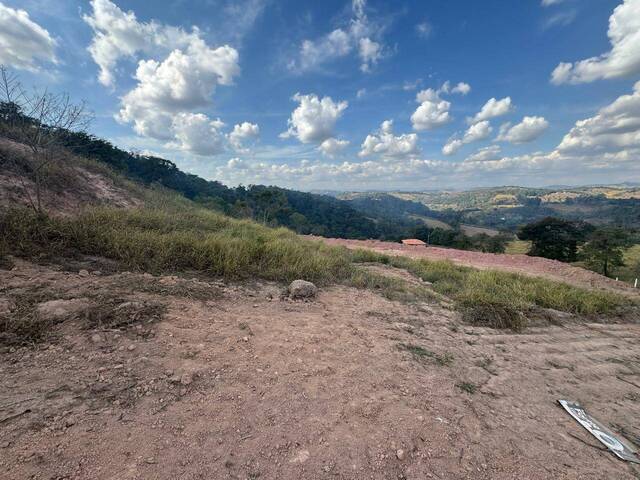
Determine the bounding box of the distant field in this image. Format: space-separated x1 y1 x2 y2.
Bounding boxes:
505 240 531 255
460 224 502 237
410 215 452 230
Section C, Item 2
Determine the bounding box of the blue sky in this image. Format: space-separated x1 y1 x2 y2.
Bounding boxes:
2 0 640 190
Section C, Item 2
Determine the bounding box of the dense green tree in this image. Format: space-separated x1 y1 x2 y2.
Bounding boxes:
518 217 591 262
580 228 628 277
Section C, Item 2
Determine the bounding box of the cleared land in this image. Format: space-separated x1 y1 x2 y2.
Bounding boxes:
2 259 640 479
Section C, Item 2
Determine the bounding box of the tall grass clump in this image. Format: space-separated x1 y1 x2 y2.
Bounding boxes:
351 251 630 330
0 206 353 284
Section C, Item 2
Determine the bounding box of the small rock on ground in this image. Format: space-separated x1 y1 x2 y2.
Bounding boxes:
288 280 318 300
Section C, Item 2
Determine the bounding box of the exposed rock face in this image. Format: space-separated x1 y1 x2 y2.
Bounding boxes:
288 280 318 300
36 298 90 321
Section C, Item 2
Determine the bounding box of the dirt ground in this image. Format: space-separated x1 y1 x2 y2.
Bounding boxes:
1 259 640 479
312 236 639 296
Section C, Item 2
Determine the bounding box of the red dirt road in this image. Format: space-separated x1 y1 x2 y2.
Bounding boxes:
311 236 639 296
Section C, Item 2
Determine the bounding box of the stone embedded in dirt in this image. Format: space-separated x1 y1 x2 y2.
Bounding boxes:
79 269 90 277
0 298 12 316
289 449 310 464
91 270 102 276
396 449 405 460
287 280 318 300
36 298 90 322
180 372 194 386
90 333 103 343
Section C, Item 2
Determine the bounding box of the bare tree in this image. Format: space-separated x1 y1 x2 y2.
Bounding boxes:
0 65 91 215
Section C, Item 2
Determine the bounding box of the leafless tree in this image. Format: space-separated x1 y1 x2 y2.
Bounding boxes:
0 65 91 215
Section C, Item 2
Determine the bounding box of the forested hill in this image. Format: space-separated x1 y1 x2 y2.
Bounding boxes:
58 131 413 240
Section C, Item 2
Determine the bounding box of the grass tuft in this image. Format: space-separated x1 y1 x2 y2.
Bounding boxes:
457 381 478 394
397 343 454 366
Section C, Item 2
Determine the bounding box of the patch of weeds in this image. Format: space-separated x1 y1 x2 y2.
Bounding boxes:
0 288 60 345
398 343 432 358
457 381 478 394
364 255 631 330
0 248 13 270
84 296 166 330
476 357 493 369
128 276 222 302
238 321 253 335
397 343 454 366
459 300 527 332
349 269 434 303
546 360 575 371
435 352 455 366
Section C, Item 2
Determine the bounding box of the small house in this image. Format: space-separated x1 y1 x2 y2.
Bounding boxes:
401 238 426 246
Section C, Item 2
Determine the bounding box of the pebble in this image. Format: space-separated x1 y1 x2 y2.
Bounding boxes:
396 449 405 461
180 373 193 386
242 336 249 342
127 344 136 351
91 334 102 343
79 269 90 277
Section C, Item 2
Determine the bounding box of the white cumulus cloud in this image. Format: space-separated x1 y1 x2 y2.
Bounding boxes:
465 145 502 162
0 3 57 71
359 120 419 158
497 116 549 144
281 93 348 144
551 0 640 84
469 97 513 124
167 113 227 156
557 80 640 152
117 37 239 143
293 0 386 73
411 88 451 131
411 81 471 131
319 138 350 157
358 37 382 72
442 121 492 155
83 0 203 87
229 122 260 151
451 82 471 95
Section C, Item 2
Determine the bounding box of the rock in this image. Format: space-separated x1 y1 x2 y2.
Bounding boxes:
91 333 103 343
288 280 318 300
180 372 193 386
36 298 90 322
127 344 136 351
91 270 102 276
289 449 310 464
396 449 405 460
78 269 90 277
0 298 12 316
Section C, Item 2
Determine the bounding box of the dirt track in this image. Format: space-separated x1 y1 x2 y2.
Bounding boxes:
2 260 640 479
312 236 639 296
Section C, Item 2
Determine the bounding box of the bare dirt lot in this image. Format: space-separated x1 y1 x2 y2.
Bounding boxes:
313 236 639 296
1 260 640 479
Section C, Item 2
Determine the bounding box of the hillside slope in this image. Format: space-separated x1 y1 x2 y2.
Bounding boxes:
314 236 639 296
0 139 143 214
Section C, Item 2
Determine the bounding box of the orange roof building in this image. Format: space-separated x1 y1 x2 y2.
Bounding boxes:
401 238 426 246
